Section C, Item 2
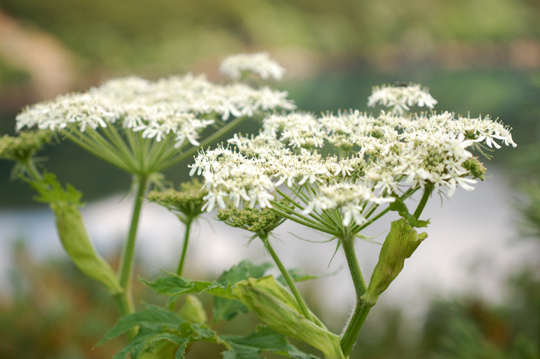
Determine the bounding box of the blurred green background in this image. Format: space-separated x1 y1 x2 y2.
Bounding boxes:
1 0 540 358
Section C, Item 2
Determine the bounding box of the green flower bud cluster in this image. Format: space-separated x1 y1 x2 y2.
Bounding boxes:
462 156 487 180
217 200 291 237
148 179 208 222
0 130 52 162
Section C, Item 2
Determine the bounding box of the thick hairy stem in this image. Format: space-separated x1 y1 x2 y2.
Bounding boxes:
260 234 313 322
117 175 148 316
339 235 368 356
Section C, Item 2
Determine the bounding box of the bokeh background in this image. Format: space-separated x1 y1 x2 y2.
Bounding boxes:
1 1 540 358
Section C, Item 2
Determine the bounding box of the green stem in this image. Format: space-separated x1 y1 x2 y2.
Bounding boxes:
413 184 433 219
154 115 247 172
24 159 42 181
339 235 368 356
168 217 194 311
269 206 338 236
113 294 138 339
356 187 418 232
175 217 193 277
117 175 148 314
341 304 372 357
260 234 313 322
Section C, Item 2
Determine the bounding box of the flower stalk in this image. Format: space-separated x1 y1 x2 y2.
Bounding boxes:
339 234 368 356
260 234 313 322
176 217 193 277
117 175 148 315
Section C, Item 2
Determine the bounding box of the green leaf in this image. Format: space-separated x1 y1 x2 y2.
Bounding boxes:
140 275 236 299
99 306 223 359
213 297 249 323
222 326 320 359
216 261 273 286
213 261 272 323
389 195 430 228
97 305 185 346
30 172 84 206
362 219 428 306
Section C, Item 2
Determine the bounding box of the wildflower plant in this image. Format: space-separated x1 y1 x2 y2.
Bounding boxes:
3 53 518 359
179 83 516 357
6 53 295 323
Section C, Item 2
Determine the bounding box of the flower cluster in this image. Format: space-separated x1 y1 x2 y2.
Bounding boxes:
191 85 516 227
220 52 285 81
16 73 295 149
148 179 208 221
0 130 52 162
367 83 438 115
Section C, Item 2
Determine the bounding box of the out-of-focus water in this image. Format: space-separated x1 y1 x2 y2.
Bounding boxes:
1 167 538 328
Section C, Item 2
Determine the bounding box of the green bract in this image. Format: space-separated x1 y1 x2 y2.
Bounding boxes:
362 219 427 307
30 173 123 295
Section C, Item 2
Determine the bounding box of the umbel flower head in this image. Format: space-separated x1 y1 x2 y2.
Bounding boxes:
0 130 52 163
191 83 516 228
148 179 208 223
368 83 437 115
15 58 295 175
220 52 285 81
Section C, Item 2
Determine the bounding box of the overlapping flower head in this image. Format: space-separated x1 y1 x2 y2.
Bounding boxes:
220 52 285 81
15 57 295 175
367 83 437 115
192 83 516 228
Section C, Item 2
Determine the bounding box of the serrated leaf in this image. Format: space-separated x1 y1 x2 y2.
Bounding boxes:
96 305 184 346
140 275 236 299
212 261 272 323
101 307 223 359
222 326 320 359
215 261 273 286
30 172 84 206
114 330 189 359
213 297 249 323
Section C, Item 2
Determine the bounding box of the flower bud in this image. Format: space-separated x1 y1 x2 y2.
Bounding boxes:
0 130 52 162
53 202 123 295
234 276 345 359
462 157 486 180
362 219 427 306
148 179 207 223
178 295 207 324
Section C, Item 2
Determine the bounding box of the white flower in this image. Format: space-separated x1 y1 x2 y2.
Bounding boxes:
192 83 515 228
16 74 296 147
220 52 285 81
368 83 437 115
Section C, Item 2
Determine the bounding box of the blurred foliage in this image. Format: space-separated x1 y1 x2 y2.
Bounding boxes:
0 56 31 86
2 240 540 358
1 0 539 73
0 241 127 358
